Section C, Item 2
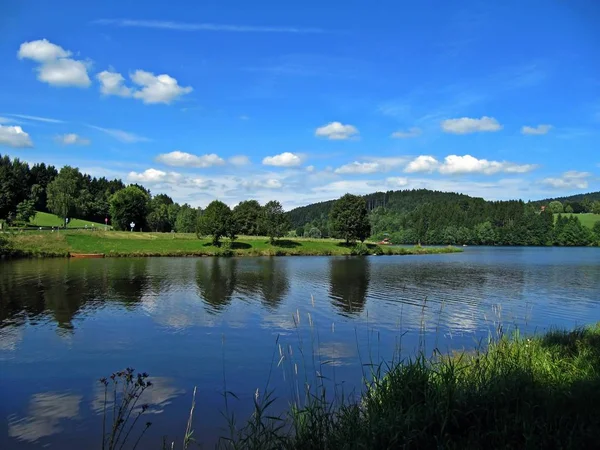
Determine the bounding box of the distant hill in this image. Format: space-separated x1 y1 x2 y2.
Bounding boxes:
289 189 600 229
288 189 481 228
530 191 600 206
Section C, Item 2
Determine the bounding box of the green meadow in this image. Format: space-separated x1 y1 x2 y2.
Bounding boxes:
29 211 107 228
554 212 600 229
4 230 461 257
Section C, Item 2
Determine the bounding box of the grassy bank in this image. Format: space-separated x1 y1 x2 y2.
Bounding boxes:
554 212 600 229
3 230 461 257
223 323 600 449
30 211 106 228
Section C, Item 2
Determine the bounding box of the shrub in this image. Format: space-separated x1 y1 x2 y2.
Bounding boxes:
217 240 234 257
305 227 322 239
0 233 10 256
350 243 370 256
372 245 384 256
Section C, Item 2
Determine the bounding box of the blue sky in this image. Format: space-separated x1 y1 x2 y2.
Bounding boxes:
0 0 598 209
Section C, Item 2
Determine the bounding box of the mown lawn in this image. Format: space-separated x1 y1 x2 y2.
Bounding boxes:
554 213 600 229
30 211 106 228
5 230 461 257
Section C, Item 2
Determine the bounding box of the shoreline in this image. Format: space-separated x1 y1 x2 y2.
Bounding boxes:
1 230 463 259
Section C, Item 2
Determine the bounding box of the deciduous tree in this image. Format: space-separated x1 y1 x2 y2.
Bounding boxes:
262 200 290 244
175 204 199 233
46 166 81 223
16 199 35 223
197 200 232 246
548 201 563 214
329 194 371 244
233 200 263 236
109 186 150 231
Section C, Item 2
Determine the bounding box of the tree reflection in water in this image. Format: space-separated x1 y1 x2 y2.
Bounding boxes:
196 258 237 314
329 257 371 316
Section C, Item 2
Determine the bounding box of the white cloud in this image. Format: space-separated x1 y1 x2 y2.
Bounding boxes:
18 39 91 88
386 177 409 187
335 161 380 174
0 117 12 124
364 156 410 169
541 171 591 189
17 39 70 62
404 155 439 173
97 70 132 97
312 177 409 197
96 70 193 104
4 113 64 123
55 133 90 145
521 124 552 135
335 156 410 175
92 19 324 33
306 165 315 172
156 151 225 168
229 155 251 166
441 116 502 134
86 160 554 211
391 127 422 138
131 70 193 104
128 168 182 184
315 122 359 140
404 154 537 175
438 155 537 175
37 59 91 87
87 125 150 143
0 125 33 148
313 180 375 194
97 69 192 104
240 178 283 189
262 152 302 167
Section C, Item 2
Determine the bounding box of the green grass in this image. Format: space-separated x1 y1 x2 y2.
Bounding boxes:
4 230 462 257
2 232 70 257
222 323 600 449
554 212 600 229
29 211 106 228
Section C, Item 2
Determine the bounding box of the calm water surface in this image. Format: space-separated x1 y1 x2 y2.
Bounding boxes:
1 247 599 448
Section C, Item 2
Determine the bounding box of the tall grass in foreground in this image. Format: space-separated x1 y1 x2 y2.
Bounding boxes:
217 323 600 449
101 315 600 449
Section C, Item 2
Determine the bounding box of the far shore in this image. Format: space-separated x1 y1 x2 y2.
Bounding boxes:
1 230 462 258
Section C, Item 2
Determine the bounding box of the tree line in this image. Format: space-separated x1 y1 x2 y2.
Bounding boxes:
0 155 293 245
290 189 600 246
0 154 201 233
2 154 599 246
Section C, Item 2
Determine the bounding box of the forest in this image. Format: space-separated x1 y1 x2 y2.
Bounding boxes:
1 154 600 246
290 189 600 246
0 154 200 233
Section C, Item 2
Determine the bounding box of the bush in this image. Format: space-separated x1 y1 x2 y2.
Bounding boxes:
350 243 370 256
372 245 384 256
0 233 10 256
304 227 322 239
217 240 234 257
11 220 28 228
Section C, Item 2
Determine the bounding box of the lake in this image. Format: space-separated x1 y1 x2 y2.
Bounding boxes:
1 247 600 448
